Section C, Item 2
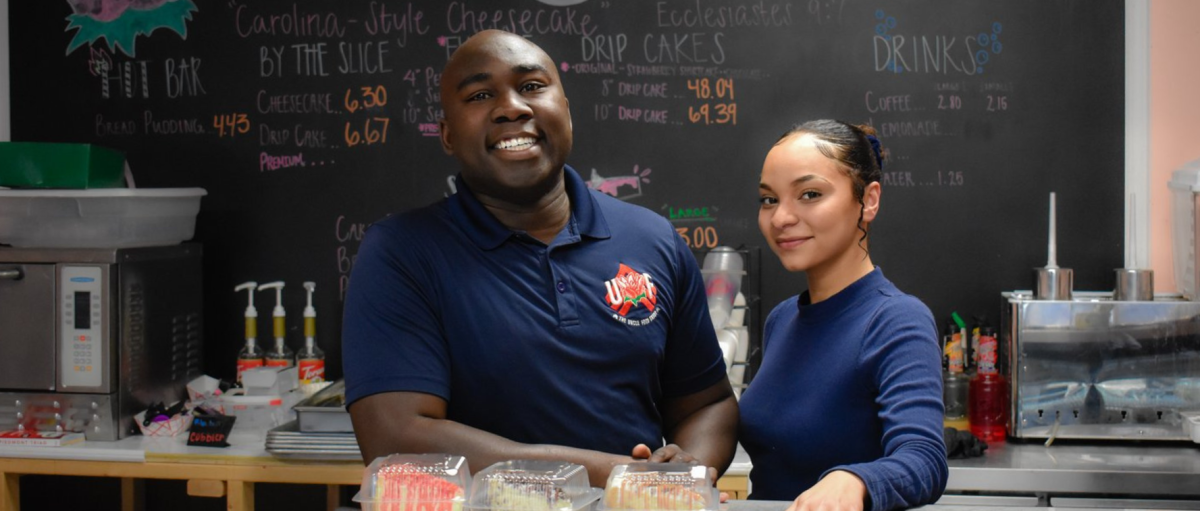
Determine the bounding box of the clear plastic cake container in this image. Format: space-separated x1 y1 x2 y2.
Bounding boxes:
1170 161 1200 300
599 463 718 511
0 188 205 248
468 460 602 511
354 454 471 511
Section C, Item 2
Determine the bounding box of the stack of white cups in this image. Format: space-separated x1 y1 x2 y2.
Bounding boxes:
702 247 744 331
702 247 748 396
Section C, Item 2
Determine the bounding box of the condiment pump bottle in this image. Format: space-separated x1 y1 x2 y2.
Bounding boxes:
297 281 325 384
258 281 294 369
234 281 264 382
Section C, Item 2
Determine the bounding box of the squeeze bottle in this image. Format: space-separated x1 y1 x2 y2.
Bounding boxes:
297 281 326 384
259 281 294 369
234 281 264 382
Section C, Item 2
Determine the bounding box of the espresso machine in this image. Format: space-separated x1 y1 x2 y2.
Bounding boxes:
0 245 203 440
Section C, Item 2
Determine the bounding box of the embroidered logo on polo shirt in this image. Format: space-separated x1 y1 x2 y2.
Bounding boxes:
603 263 660 327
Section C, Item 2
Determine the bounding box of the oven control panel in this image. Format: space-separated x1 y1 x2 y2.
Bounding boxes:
60 266 103 388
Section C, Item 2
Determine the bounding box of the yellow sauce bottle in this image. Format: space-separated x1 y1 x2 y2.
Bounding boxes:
258 281 294 369
234 282 264 383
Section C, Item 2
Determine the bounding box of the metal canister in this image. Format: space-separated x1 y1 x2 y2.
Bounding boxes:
1034 267 1073 300
1113 268 1154 301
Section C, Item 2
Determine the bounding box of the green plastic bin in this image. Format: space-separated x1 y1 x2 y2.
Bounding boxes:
0 142 126 189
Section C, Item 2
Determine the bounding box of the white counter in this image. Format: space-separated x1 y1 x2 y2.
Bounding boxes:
0 429 275 463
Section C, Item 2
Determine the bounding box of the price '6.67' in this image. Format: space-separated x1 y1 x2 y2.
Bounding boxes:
345 117 390 147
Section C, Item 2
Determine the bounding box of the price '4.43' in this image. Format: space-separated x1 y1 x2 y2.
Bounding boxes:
213 113 250 138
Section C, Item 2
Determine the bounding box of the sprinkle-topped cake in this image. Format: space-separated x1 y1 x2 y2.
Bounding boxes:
357 454 469 511
375 466 465 511
603 464 714 511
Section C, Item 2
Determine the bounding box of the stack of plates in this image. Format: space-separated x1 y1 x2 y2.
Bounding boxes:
265 420 361 461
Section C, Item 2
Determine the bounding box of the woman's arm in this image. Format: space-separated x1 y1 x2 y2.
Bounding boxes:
789 300 948 511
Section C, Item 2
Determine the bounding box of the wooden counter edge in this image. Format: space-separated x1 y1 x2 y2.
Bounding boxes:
0 457 362 485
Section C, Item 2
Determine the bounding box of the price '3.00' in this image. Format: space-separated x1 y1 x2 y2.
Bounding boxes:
676 226 719 249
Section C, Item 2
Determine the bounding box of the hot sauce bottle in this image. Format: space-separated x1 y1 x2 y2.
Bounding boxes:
969 326 1008 443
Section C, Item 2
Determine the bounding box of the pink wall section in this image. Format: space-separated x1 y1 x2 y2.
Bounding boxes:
1150 1 1200 294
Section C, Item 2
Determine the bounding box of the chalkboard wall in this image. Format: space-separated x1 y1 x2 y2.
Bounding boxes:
11 0 1125 383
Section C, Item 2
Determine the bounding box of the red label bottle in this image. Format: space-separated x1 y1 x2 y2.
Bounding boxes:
968 327 1008 443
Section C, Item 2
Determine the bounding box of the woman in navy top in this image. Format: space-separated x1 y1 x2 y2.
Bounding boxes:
740 120 947 511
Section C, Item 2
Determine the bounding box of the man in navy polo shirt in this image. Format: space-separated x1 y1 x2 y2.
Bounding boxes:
343 30 737 487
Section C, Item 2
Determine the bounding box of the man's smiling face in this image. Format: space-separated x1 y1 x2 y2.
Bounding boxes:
439 31 573 206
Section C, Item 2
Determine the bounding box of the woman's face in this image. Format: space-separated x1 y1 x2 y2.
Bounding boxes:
758 134 878 274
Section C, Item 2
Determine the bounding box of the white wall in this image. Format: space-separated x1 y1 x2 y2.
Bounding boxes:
1149 0 1200 294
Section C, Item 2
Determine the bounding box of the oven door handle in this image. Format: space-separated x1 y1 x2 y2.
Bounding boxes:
0 268 23 280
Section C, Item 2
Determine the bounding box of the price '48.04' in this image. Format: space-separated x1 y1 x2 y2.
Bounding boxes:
687 78 735 100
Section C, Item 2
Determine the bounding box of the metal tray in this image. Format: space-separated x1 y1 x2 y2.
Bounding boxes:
266 435 359 445
265 421 361 461
268 428 357 440
266 439 359 449
294 405 353 433
267 420 355 437
266 440 359 450
266 448 362 461
292 380 353 433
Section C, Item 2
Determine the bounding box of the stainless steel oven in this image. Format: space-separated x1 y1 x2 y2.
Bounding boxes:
0 245 202 440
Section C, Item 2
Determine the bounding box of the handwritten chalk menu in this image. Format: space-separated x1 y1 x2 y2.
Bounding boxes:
10 0 1124 381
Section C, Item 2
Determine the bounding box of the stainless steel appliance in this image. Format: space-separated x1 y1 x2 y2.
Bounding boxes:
0 245 202 440
1004 291 1200 441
